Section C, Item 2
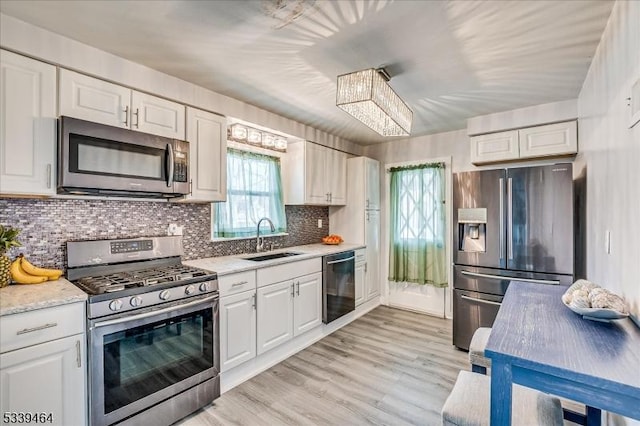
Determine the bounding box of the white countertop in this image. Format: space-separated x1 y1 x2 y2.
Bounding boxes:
0 278 87 317
0 243 364 316
185 243 365 276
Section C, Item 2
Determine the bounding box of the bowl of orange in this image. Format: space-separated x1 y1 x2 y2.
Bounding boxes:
322 234 344 245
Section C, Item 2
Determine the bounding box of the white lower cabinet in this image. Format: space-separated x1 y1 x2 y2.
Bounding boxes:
219 289 256 372
354 249 366 307
0 335 85 426
0 302 86 426
256 271 322 355
293 272 322 336
256 280 294 355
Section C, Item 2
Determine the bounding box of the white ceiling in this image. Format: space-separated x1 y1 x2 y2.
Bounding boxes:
0 0 614 145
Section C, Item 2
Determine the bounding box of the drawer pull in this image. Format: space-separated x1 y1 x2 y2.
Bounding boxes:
231 281 248 287
76 340 81 368
16 322 58 335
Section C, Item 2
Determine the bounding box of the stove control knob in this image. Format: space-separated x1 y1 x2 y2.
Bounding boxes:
199 282 210 292
109 300 123 311
159 290 171 301
185 285 196 295
130 296 143 307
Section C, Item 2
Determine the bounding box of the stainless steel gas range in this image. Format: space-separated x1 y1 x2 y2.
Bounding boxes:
66 236 219 426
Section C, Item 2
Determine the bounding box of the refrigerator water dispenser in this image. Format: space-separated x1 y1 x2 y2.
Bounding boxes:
458 208 487 253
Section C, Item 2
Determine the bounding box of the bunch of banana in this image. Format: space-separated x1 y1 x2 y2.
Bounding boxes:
10 254 63 284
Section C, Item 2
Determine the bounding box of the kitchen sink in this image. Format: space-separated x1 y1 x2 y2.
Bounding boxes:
244 252 302 262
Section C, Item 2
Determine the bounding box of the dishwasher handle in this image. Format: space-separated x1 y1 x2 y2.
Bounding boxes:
326 255 355 265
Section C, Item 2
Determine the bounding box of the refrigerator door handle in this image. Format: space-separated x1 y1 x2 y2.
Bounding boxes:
507 177 514 261
499 177 505 262
460 295 502 307
460 270 560 285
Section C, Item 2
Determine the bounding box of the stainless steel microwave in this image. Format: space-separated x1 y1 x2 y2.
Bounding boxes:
58 116 189 198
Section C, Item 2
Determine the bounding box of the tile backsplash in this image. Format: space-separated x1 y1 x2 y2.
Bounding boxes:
0 198 329 270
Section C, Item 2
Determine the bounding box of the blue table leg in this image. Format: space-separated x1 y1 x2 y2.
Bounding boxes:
490 358 513 426
586 406 601 426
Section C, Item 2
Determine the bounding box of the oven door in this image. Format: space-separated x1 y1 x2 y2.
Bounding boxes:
88 294 219 426
59 116 189 197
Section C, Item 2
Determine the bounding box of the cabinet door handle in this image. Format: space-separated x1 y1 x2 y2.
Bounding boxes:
364 262 367 273
76 340 81 368
366 212 370 222
189 178 193 195
231 281 248 287
16 322 57 335
133 108 140 128
46 164 52 189
296 281 300 296
252 294 257 310
291 282 295 297
123 105 129 126
329 193 332 203
366 199 370 209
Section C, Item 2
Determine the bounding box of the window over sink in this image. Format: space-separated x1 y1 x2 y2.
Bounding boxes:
212 148 286 239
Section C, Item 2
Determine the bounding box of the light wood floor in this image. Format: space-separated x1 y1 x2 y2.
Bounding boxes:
178 306 469 426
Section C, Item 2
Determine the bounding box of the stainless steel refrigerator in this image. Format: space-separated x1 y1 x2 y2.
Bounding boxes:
453 163 574 350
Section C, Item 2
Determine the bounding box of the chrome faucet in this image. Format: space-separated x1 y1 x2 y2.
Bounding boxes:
256 217 275 252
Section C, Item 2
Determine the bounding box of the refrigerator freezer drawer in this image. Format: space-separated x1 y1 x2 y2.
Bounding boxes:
453 289 503 351
453 265 573 295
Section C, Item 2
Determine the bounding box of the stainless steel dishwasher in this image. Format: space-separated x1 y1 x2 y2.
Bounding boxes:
322 250 355 324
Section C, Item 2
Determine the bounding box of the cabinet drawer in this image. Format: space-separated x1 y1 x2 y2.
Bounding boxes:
218 270 257 297
0 302 85 354
257 258 322 288
355 248 366 264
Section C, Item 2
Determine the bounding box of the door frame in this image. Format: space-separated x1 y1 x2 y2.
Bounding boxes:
382 156 453 318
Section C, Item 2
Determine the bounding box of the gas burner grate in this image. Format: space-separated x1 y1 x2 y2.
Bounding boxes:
75 264 214 294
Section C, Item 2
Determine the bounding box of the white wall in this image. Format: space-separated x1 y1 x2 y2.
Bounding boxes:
575 0 640 329
0 13 363 156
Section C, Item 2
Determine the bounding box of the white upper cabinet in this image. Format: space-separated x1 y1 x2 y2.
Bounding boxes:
365 157 380 210
0 50 57 196
304 142 329 204
184 108 227 202
59 69 130 129
518 121 577 158
130 91 185 139
470 130 519 165
284 140 347 206
59 69 185 139
326 148 347 205
470 121 577 165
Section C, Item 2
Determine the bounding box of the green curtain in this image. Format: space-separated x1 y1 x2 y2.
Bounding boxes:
214 149 287 238
388 162 447 287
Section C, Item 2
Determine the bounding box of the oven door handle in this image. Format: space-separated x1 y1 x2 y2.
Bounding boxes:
326 256 355 265
92 294 218 329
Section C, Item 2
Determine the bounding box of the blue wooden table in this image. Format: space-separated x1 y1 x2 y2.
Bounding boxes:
485 281 640 425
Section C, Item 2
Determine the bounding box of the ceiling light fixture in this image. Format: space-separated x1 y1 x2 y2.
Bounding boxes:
336 68 412 137
228 123 287 152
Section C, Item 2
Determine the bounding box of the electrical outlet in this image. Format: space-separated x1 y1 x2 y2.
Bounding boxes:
317 219 322 228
